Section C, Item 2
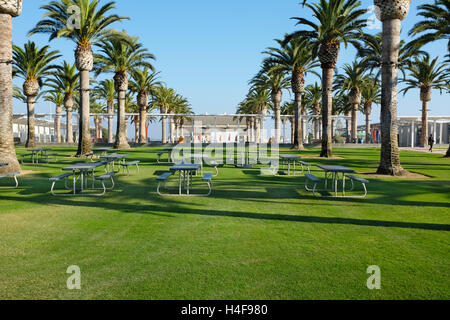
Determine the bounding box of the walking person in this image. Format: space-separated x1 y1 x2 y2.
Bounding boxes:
428 134 435 152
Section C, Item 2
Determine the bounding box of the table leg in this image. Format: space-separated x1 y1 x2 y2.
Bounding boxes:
178 171 182 195
187 171 190 195
334 173 338 197
324 171 328 190
73 171 76 195
342 173 346 197
80 171 84 193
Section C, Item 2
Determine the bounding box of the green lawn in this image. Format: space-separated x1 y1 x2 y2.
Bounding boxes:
0 146 449 299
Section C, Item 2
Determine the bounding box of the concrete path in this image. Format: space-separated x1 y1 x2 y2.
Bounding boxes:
401 147 447 155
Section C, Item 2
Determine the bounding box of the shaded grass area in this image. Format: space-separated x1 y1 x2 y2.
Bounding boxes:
0 146 449 299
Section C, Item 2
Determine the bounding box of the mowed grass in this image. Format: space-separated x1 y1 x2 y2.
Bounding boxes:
0 146 449 300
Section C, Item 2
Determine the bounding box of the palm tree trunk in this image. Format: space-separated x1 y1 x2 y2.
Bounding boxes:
0 13 20 174
351 104 358 143
115 90 130 149
107 100 114 144
420 99 429 147
66 107 73 144
377 18 404 175
25 96 36 148
135 116 139 143
445 145 450 157
293 92 304 150
365 112 371 144
55 105 62 143
260 114 265 144
77 70 92 155
139 106 146 144
161 112 167 143
170 115 175 143
320 67 333 157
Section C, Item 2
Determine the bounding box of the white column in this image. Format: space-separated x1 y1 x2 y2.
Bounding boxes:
440 123 443 145
433 121 437 143
411 121 415 148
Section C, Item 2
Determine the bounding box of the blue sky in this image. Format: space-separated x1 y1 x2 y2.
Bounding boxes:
12 0 449 136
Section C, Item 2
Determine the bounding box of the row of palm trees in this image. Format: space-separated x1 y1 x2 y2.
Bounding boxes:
237 0 450 176
0 0 195 174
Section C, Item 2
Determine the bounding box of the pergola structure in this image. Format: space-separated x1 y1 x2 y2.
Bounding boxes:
398 116 450 147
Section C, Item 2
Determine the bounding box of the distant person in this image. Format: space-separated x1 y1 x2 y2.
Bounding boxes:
428 134 435 152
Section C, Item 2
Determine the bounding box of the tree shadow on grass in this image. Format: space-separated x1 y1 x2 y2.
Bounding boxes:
1 191 449 232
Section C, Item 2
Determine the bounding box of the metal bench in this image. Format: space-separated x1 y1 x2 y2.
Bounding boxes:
298 161 311 174
94 172 116 195
156 172 173 195
157 152 164 163
49 172 74 196
0 172 19 189
202 173 213 196
304 173 321 196
122 160 140 176
345 175 369 198
207 161 220 177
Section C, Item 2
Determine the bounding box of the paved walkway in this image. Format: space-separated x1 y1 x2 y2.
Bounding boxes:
401 147 447 155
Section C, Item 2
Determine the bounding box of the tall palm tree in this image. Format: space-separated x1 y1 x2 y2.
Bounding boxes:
47 61 79 144
250 61 290 143
356 32 425 79
304 83 322 141
90 97 104 141
335 61 366 143
406 0 450 157
129 68 162 144
289 0 367 157
93 79 115 144
171 95 192 143
400 55 449 147
151 86 177 143
242 88 272 143
12 41 61 148
0 0 22 174
95 32 155 149
373 0 411 175
263 38 319 149
29 0 129 156
44 90 65 143
361 77 381 143
408 0 450 52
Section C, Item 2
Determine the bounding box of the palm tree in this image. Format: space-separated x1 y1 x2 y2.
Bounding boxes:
44 90 65 143
361 78 381 143
406 0 450 157
151 86 177 143
400 55 449 147
47 61 79 144
242 88 272 143
129 68 162 144
171 95 192 143
263 38 319 149
95 32 155 149
356 33 425 79
408 0 450 52
29 0 129 156
373 0 411 175
0 0 22 174
12 41 61 148
289 0 367 157
90 97 104 141
335 61 366 143
94 79 115 143
250 61 290 143
304 83 322 141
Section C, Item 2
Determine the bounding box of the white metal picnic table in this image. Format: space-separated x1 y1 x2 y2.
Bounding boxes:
170 163 201 195
62 162 107 195
100 153 130 173
27 148 51 164
279 154 302 176
316 164 355 197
